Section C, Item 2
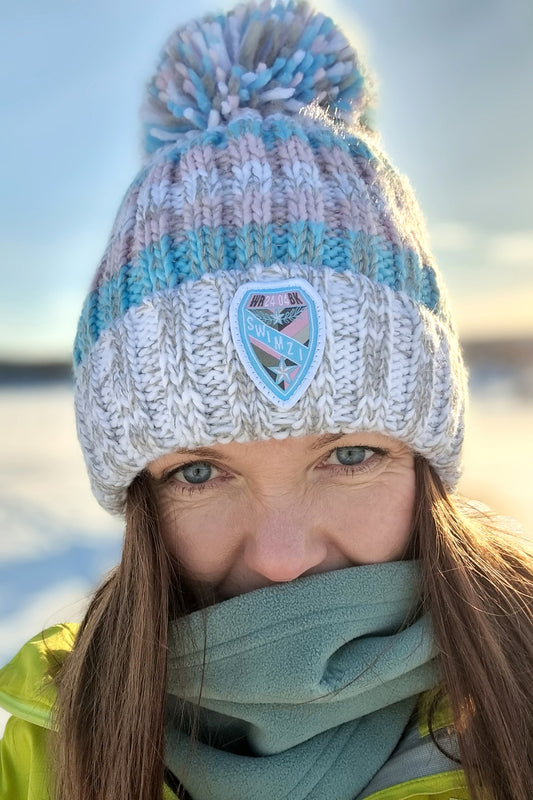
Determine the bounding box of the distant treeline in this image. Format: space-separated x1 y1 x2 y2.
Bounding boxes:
0 361 73 386
461 337 533 369
1 336 532 388
462 337 533 399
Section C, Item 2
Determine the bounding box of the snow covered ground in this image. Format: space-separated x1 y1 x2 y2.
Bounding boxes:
0 381 531 735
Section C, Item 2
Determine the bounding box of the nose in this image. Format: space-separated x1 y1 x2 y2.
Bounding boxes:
243 495 328 583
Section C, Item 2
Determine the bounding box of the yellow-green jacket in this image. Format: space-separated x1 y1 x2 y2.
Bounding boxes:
0 625 470 800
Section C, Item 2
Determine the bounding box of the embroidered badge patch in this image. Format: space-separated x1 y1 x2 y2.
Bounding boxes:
229 278 325 408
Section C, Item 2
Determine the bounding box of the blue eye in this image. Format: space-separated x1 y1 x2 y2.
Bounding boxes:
332 446 374 466
177 462 214 484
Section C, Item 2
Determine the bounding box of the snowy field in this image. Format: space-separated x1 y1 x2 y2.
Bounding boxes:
0 381 531 735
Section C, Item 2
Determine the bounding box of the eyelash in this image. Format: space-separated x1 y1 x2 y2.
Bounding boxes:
161 445 389 496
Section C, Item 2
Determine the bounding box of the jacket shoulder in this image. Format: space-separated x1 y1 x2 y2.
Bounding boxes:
357 689 469 800
0 624 181 800
0 624 78 729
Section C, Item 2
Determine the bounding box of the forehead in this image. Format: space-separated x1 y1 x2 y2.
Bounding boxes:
147 432 408 472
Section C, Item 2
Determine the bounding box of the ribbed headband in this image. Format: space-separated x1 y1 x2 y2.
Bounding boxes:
74 1 467 514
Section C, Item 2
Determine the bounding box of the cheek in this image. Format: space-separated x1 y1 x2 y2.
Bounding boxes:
158 493 243 580
329 469 416 563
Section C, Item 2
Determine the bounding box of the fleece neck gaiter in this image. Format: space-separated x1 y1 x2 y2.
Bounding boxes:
165 560 439 800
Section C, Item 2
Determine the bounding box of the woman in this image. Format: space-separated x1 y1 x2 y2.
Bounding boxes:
0 2 531 799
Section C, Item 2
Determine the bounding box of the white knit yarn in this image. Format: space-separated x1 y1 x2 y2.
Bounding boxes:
75 264 466 514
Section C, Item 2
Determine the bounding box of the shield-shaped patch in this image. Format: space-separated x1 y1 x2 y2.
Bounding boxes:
229 278 325 408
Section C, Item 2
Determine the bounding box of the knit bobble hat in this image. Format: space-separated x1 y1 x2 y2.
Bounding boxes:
74 0 467 514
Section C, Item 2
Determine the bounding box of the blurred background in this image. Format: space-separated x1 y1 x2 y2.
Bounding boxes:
1 0 532 732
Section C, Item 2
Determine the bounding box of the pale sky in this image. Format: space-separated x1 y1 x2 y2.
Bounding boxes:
1 0 532 359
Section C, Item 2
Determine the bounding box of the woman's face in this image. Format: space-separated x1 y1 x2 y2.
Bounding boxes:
148 432 416 601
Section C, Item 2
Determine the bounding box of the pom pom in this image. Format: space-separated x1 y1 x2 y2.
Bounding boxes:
142 0 374 154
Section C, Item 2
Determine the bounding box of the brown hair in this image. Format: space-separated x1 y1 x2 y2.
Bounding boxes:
52 460 533 800
412 458 533 799
53 473 192 800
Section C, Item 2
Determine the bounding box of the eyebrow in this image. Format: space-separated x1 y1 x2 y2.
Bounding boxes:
169 446 228 459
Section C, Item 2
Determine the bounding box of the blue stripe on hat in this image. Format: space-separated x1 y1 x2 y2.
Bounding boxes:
74 226 438 367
